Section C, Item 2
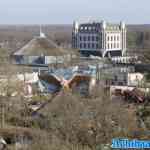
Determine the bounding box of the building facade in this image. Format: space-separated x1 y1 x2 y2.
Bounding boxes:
72 20 126 57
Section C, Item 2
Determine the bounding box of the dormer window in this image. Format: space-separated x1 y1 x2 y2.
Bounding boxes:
80 27 83 30
88 26 91 30
85 26 88 30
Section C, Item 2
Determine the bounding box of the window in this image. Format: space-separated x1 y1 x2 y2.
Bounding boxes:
114 43 116 48
96 36 99 41
92 43 95 49
111 36 113 41
88 26 91 30
107 36 110 41
114 36 116 41
80 36 82 41
117 36 119 41
85 26 87 30
96 44 99 49
84 43 86 49
88 43 90 49
108 44 109 49
111 43 113 49
114 75 118 81
117 43 120 48
84 36 86 41
92 36 95 41
80 43 82 48
88 36 91 41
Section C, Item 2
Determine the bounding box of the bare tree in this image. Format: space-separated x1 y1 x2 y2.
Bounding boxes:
37 88 139 149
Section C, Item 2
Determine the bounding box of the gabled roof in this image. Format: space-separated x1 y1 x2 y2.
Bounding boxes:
14 37 69 56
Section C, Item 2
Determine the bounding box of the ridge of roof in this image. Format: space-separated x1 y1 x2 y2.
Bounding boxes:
14 37 68 56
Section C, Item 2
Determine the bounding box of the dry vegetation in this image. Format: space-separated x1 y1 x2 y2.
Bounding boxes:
0 24 150 149
0 80 145 149
0 24 150 51
0 25 72 53
0 65 149 149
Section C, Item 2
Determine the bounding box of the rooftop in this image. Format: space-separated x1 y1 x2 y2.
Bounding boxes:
77 21 123 32
14 36 69 56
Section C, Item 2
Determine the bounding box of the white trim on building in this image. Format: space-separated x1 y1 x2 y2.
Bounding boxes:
72 20 126 57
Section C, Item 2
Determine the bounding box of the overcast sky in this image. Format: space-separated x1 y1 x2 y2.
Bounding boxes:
0 0 149 24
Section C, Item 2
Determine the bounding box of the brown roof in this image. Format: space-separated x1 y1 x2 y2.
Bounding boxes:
14 37 69 56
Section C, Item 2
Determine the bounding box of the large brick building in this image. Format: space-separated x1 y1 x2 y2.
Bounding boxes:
72 20 126 57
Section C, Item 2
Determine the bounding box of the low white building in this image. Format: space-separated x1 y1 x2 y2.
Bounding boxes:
111 56 138 64
17 72 39 84
128 73 144 87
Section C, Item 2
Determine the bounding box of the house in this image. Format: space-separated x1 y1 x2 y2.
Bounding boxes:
101 65 135 86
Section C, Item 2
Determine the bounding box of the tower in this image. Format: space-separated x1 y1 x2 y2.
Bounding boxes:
72 21 79 49
73 21 79 33
101 20 106 50
120 21 126 56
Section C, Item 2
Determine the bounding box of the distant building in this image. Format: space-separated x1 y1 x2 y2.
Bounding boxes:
72 20 126 57
111 56 138 64
128 73 144 87
13 28 77 65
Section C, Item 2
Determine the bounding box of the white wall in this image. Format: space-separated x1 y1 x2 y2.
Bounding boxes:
128 73 144 86
105 32 121 50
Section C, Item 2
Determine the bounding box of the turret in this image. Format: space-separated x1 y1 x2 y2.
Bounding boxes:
73 21 79 33
72 21 79 49
101 20 106 50
102 20 106 29
120 21 126 56
120 21 125 30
